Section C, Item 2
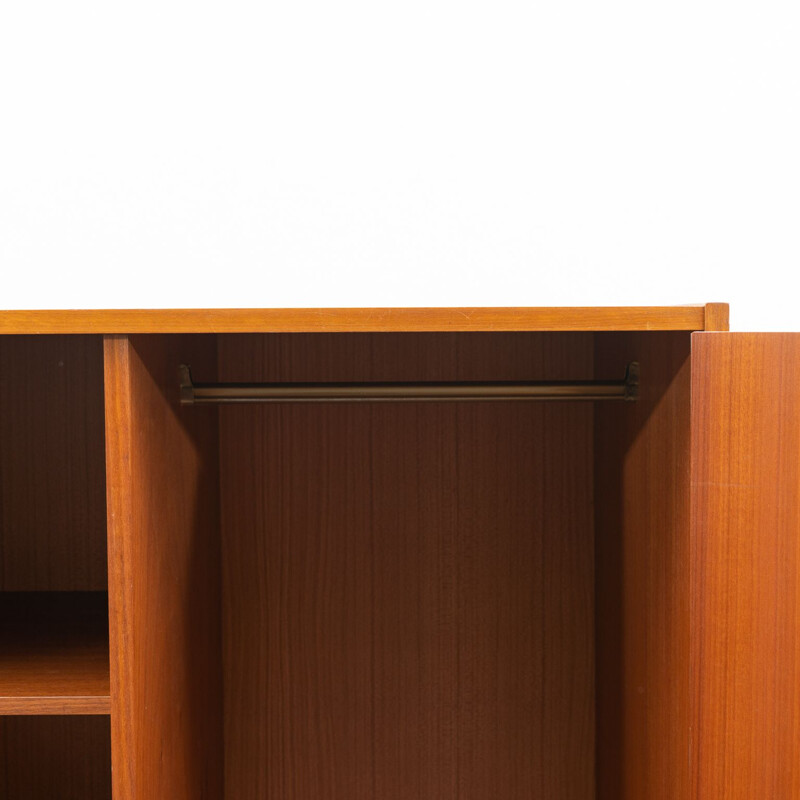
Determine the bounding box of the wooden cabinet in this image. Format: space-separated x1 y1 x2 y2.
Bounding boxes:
1 304 797 799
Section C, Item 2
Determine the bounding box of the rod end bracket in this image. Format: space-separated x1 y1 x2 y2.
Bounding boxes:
179 364 195 405
624 361 640 401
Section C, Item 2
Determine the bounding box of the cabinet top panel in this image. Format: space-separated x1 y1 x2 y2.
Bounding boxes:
0 304 727 334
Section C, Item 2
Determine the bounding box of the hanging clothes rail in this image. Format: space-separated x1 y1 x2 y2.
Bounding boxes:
178 363 639 405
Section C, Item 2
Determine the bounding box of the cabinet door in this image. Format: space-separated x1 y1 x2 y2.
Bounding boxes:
691 332 800 799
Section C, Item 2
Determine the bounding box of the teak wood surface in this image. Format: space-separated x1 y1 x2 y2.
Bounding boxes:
104 335 223 800
0 717 111 798
691 332 800 798
0 335 107 590
0 304 725 334
219 332 595 799
594 332 692 799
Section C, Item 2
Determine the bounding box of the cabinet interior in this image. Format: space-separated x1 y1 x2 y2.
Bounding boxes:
0 335 110 797
0 329 692 799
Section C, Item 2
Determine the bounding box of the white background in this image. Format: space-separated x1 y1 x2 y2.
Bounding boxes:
1 1 798 330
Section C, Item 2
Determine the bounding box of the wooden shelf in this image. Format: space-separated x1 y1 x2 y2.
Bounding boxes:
0 593 110 716
0 303 727 333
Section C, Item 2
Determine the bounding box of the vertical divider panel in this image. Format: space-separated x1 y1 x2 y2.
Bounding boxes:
104 334 222 800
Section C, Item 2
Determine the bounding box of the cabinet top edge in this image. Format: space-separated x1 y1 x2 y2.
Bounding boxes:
0 304 726 334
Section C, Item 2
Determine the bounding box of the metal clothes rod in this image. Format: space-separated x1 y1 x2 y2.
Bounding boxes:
179 362 639 405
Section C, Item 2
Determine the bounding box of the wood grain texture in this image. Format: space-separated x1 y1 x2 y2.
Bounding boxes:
0 335 107 590
691 332 800 799
0 592 109 715
218 332 596 799
104 335 222 800
594 332 692 800
0 306 707 334
703 303 730 332
0 716 111 799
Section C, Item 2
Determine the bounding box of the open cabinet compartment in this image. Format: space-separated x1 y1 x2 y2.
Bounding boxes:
104 329 693 799
0 335 111 798
6 306 799 798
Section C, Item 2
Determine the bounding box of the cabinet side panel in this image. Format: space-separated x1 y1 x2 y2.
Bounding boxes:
218 332 595 800
0 335 107 590
691 332 800 798
104 335 222 800
594 332 692 800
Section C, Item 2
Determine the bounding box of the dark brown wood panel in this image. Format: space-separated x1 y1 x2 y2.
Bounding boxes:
0 592 109 715
218 332 595 799
0 335 106 590
691 333 800 799
104 335 222 800
594 332 692 800
0 716 111 799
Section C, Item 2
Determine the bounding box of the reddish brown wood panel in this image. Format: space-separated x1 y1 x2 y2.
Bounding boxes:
691 333 800 799
104 335 222 800
0 716 111 798
594 332 693 800
0 335 107 590
0 305 707 334
217 332 595 799
0 592 109 715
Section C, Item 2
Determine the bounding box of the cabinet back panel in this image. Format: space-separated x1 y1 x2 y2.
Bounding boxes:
0 716 111 799
0 335 106 590
218 333 595 800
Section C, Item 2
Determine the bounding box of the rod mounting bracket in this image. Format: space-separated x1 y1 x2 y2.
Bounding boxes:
624 362 640 401
179 364 196 406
